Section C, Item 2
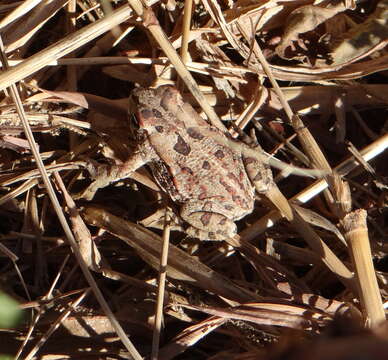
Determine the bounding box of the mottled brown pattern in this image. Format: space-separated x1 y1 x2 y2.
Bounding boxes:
128 85 271 240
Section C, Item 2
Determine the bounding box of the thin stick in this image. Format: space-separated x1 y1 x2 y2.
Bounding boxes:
66 0 77 89
151 209 171 360
180 0 193 64
178 0 193 91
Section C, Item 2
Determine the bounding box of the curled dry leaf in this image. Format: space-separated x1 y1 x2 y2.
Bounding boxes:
158 316 226 360
276 3 348 61
179 301 332 330
330 1 388 66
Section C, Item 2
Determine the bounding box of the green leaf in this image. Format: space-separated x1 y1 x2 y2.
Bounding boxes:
0 291 22 328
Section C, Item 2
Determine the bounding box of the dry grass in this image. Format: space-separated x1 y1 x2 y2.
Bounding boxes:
0 0 387 359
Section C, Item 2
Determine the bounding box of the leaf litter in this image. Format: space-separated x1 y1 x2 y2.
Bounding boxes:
0 0 387 359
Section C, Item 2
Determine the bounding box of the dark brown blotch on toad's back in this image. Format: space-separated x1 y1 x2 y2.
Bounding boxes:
187 127 205 140
220 179 234 194
198 185 208 200
214 150 225 159
181 167 194 175
218 217 227 225
173 133 191 156
200 213 212 226
202 161 210 169
152 109 163 118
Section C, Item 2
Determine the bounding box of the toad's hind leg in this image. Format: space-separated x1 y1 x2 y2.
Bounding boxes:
242 150 293 220
242 154 273 194
180 202 237 240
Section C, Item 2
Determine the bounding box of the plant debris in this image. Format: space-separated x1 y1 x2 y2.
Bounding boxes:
0 0 387 359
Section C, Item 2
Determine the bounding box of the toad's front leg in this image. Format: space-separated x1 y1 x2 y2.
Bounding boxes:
81 151 147 200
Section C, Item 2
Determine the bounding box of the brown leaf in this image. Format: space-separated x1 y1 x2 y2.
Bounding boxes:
276 4 347 60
